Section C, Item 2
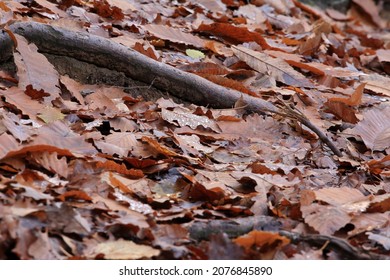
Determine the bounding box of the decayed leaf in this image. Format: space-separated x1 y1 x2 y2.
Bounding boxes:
326 9 351 21
161 107 220 132
363 77 390 97
347 107 390 151
232 45 314 88
13 34 60 102
87 239 160 259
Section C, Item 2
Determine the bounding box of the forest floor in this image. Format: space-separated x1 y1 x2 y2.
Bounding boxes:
0 0 390 260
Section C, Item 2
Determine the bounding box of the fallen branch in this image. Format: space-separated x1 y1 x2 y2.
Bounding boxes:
188 218 388 260
2 22 341 156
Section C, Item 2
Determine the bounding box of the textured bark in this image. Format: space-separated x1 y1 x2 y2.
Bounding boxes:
8 22 278 114
0 22 342 156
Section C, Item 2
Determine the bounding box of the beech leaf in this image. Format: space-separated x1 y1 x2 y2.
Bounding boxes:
232 45 315 88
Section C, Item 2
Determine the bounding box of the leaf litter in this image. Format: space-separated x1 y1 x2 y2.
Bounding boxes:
0 0 390 260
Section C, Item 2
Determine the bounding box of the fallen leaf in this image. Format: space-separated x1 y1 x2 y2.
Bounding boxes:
346 106 390 151
87 239 160 259
232 45 314 88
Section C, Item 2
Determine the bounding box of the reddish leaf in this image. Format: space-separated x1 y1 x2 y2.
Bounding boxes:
57 190 93 202
96 160 144 179
196 23 273 50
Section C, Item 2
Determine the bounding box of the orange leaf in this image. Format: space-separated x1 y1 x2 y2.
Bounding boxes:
234 230 290 250
196 23 273 50
198 74 258 97
178 62 230 75
324 101 359 124
96 160 144 179
328 83 365 106
58 190 92 202
141 136 179 157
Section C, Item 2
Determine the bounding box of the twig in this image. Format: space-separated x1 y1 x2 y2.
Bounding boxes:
276 101 342 157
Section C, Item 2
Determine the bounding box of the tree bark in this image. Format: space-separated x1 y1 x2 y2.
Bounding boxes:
1 22 342 156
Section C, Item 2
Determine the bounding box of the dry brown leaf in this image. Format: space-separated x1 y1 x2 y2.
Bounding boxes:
346 106 390 151
366 155 390 175
234 230 289 258
232 45 314 88
352 0 385 28
96 160 144 179
13 34 60 102
178 62 230 75
367 193 390 213
133 42 159 61
161 107 221 132
141 136 179 157
265 50 325 76
0 111 33 142
0 133 20 160
174 134 214 156
324 101 359 124
60 75 85 105
0 1 13 26
301 204 352 235
144 24 205 48
314 187 369 213
349 212 390 236
87 239 160 260
196 23 273 50
84 91 118 112
1 87 46 121
37 107 65 123
326 9 351 21
328 83 365 106
198 74 258 97
57 190 92 202
32 151 69 178
31 121 97 156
